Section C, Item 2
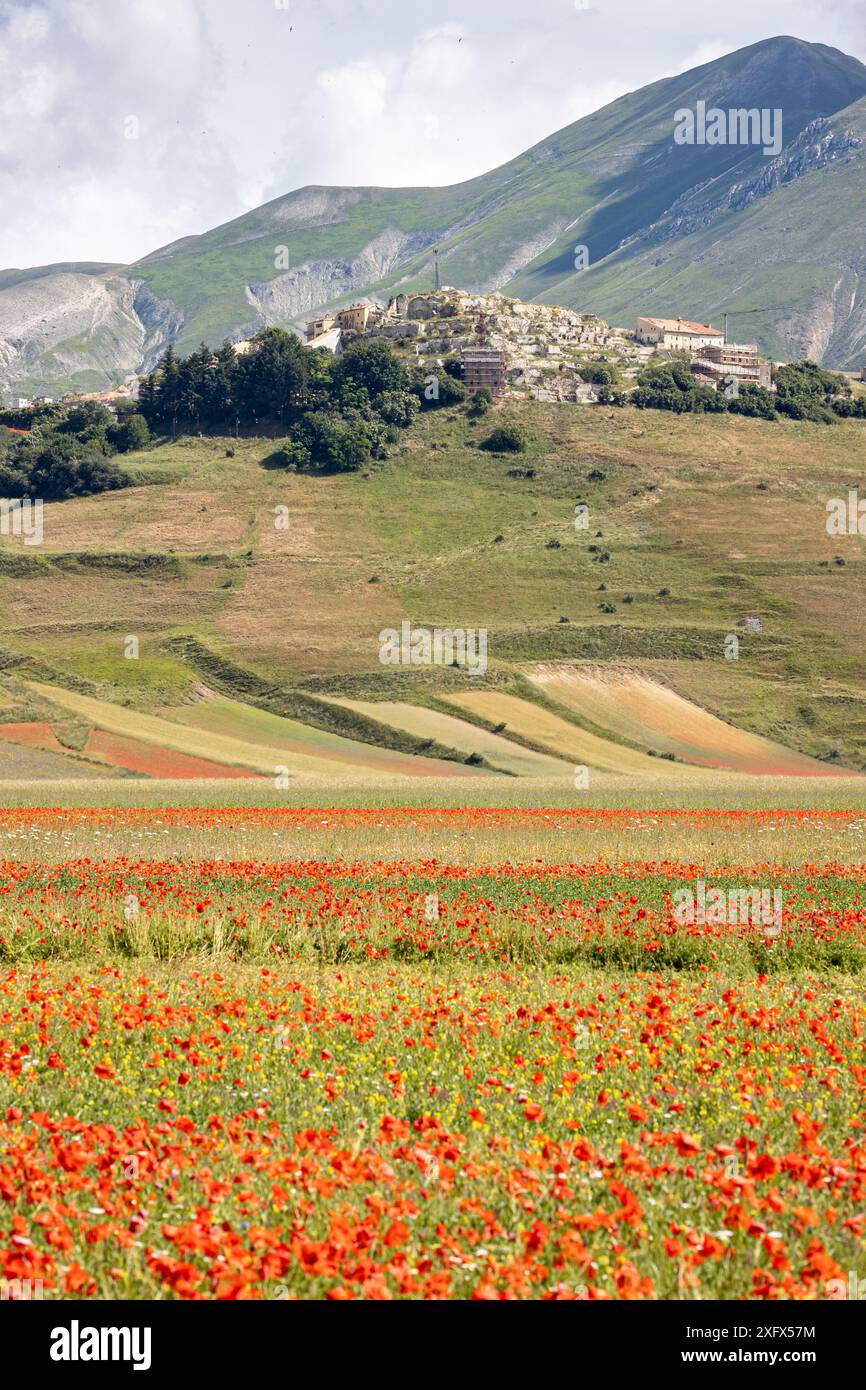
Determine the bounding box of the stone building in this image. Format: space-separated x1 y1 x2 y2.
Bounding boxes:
690 342 772 389
636 316 725 351
336 301 378 334
462 347 506 395
305 314 337 341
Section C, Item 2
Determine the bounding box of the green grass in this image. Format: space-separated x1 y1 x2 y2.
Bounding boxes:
0 401 865 775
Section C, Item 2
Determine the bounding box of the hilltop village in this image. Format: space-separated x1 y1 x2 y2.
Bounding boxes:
302 289 777 404
12 288 862 418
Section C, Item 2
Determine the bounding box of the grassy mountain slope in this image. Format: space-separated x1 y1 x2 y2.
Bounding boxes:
538 88 866 364
0 263 122 292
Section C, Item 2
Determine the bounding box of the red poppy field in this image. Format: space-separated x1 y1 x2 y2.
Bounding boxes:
1 808 864 1301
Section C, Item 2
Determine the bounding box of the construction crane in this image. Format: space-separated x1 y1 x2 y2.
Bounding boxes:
721 304 794 343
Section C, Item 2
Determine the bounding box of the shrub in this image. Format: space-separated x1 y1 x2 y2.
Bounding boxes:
375 390 420 428
111 414 151 452
467 387 493 417
412 368 467 409
28 440 129 500
57 402 114 437
480 424 527 454
771 361 851 425
0 457 31 497
577 361 620 386
274 438 312 471
333 338 409 399
297 411 379 473
727 385 777 420
831 395 866 419
596 386 626 405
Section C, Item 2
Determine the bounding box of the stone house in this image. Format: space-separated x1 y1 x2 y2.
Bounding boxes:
636 316 725 351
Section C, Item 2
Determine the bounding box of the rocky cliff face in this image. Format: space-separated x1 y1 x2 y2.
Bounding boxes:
0 269 183 396
245 227 434 330
729 118 863 209
632 117 865 247
130 280 187 373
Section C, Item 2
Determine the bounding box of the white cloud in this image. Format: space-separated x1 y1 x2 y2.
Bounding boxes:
0 0 865 267
676 40 734 74
0 0 238 266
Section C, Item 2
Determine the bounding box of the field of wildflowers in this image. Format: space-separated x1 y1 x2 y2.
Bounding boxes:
1 809 864 1300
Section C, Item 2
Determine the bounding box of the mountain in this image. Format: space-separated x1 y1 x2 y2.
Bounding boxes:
3 35 866 397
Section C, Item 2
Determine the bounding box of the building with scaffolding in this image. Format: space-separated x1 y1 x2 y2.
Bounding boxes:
690 342 772 389
461 346 506 395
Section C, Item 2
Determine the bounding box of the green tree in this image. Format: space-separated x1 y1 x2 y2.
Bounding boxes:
412 366 467 409
333 338 408 400
727 385 777 420
576 361 620 386
137 374 159 427
204 342 239 428
242 328 309 426
155 345 182 434
375 390 419 428
467 386 493 417
274 438 312 471
27 435 129 499
299 410 376 472
773 361 847 424
58 401 114 438
115 414 151 452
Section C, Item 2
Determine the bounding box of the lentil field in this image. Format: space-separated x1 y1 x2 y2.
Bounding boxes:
1 806 865 1301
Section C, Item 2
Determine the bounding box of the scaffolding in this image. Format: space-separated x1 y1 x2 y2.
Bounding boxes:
461 346 506 395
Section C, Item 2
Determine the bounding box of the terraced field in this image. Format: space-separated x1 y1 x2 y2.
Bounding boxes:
6 672 854 786
159 695 483 779
0 720 70 753
0 739 109 781
18 683 484 782
524 664 854 778
441 689 704 778
82 728 262 779
22 681 327 779
1 404 866 782
330 697 572 777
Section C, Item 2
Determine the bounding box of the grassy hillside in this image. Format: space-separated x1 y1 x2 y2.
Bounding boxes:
1 399 866 771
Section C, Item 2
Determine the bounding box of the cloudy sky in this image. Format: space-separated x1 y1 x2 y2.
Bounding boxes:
1 0 864 269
